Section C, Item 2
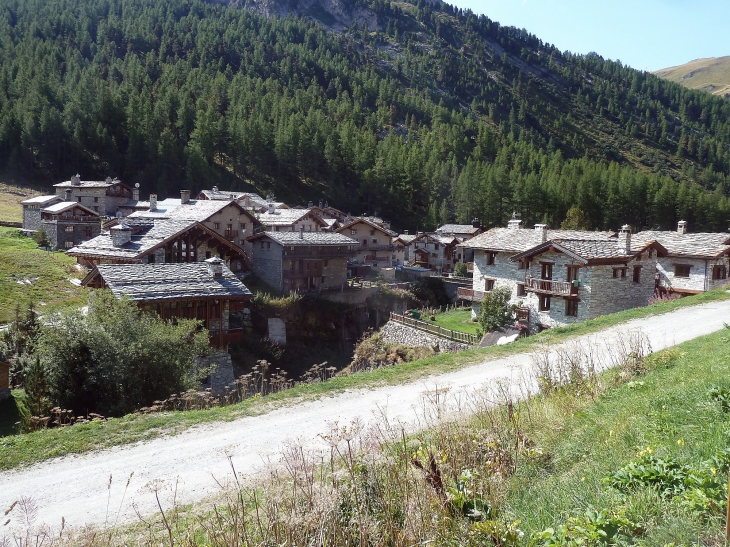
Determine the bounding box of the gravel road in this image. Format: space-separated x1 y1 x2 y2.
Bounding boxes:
2 299 729 532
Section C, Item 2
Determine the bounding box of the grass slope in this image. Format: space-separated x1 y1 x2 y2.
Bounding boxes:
0 227 86 324
1 287 728 471
0 181 43 223
654 56 730 98
431 308 480 335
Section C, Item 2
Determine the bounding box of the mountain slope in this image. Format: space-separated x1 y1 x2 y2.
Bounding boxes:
654 56 730 98
0 0 729 231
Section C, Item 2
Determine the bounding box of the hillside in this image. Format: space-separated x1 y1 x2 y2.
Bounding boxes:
655 56 730 98
1 0 730 231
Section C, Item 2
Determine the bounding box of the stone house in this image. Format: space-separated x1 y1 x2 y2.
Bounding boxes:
392 236 409 266
508 228 666 331
67 219 247 272
256 206 328 233
39 200 101 250
336 218 397 268
248 231 358 293
53 175 133 216
82 259 252 348
633 221 730 295
410 232 460 273
397 232 417 263
437 222 482 262
459 219 616 328
21 195 63 231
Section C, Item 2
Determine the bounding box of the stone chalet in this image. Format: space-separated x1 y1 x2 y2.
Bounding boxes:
397 232 417 263
38 200 101 250
436 222 483 262
248 231 358 293
256 205 328 233
82 259 252 348
508 228 666 331
53 175 132 216
410 232 460 273
336 217 397 268
633 221 730 295
21 194 63 231
67 219 247 272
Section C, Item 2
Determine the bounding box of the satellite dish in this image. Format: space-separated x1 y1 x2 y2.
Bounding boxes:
135 183 140 188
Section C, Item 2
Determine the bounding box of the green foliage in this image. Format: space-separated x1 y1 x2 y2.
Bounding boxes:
709 385 730 412
532 509 633 546
478 286 519 332
409 278 450 307
560 207 591 230
33 291 211 416
453 261 469 278
31 228 50 248
18 356 52 431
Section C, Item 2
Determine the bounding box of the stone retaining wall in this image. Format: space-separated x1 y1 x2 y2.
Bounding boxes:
378 321 470 351
198 351 235 394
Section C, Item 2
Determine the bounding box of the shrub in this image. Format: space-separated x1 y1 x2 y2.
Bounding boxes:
453 261 469 278
478 286 519 332
31 227 50 248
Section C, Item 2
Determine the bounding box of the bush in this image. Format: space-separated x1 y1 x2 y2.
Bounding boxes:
453 262 469 278
410 277 450 307
33 291 212 416
31 227 50 248
478 286 519 332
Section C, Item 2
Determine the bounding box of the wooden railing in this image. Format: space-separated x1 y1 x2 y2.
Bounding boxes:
389 312 479 346
224 229 239 238
524 277 576 296
457 287 486 302
209 328 244 347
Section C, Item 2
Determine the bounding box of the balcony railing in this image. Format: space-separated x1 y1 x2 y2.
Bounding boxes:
457 287 487 302
284 269 323 279
283 247 356 258
524 277 577 296
209 328 244 347
224 229 239 238
358 244 395 252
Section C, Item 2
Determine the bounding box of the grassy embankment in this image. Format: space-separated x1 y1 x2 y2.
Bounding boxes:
69 326 730 546
0 227 86 324
431 308 480 335
1 287 729 472
0 181 43 223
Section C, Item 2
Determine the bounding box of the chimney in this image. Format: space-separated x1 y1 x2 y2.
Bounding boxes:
132 183 140 201
299 225 304 239
677 220 688 235
205 256 224 278
110 224 132 247
404 230 409 235
535 224 548 243
65 189 72 202
319 200 323 209
180 189 191 204
308 201 313 208
105 176 112 184
268 202 276 214
618 224 632 253
508 218 523 230
149 194 157 211
212 186 218 193
71 174 81 186
325 201 329 208
472 218 480 229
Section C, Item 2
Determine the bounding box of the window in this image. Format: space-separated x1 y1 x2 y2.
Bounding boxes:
363 239 368 246
206 251 212 259
65 226 74 232
566 265 579 283
432 253 438 258
541 262 553 280
516 283 526 297
484 278 495 292
266 242 270 249
323 260 329 267
351 229 357 235
77 197 81 202
674 264 691 278
486 252 496 265
518 259 530 270
214 222 220 230
633 266 642 283
94 197 99 203
64 241 74 249
372 239 377 244
93 206 99 212
227 223 233 230
240 223 247 230
370 230 375 236
85 226 92 237
613 268 627 279
713 265 727 280
566 299 578 317
148 254 155 264
539 295 551 311
260 242 265 249
434 243 439 250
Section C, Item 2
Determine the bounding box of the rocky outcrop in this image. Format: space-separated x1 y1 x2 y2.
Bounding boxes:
213 0 381 30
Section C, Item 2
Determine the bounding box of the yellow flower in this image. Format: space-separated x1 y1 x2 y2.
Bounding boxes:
609 430 614 437
677 439 685 446
711 467 717 475
581 476 586 482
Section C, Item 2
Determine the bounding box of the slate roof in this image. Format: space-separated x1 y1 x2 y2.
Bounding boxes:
251 231 358 246
436 224 481 235
93 262 251 302
510 238 666 265
120 198 181 210
41 201 100 216
257 208 325 227
199 189 253 201
632 231 730 258
397 234 418 244
21 195 62 205
459 227 617 252
337 217 398 237
54 178 124 188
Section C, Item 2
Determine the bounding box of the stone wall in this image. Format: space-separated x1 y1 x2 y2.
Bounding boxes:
378 321 470 351
657 256 728 293
198 350 235 394
252 248 284 291
44 221 101 250
22 207 42 231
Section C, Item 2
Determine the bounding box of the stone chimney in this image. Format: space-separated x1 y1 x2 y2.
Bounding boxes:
71 174 81 186
508 218 523 230
105 176 112 184
472 218 480 229
299 225 304 239
319 200 323 209
618 224 632 254
132 183 140 201
180 189 191 204
65 189 72 202
149 194 157 211
212 186 218 193
677 220 688 235
535 224 548 243
308 201 313 208
110 224 132 247
404 230 409 235
268 202 276 214
205 256 224 278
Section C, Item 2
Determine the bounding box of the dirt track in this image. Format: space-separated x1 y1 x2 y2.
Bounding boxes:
2 299 729 532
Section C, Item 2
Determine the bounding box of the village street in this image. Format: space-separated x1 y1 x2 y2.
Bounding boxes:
2 299 730 533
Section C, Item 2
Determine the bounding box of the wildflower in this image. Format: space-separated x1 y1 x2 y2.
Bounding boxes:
581 476 586 482
609 430 614 437
711 467 717 475
677 439 685 446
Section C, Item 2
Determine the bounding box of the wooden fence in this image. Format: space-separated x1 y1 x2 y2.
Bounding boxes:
389 312 479 346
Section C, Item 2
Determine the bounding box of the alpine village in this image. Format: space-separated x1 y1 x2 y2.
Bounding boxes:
1 0 730 544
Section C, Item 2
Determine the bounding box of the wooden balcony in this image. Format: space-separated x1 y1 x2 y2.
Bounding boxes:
224 229 239 238
524 277 577 296
209 328 244 347
457 287 486 302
